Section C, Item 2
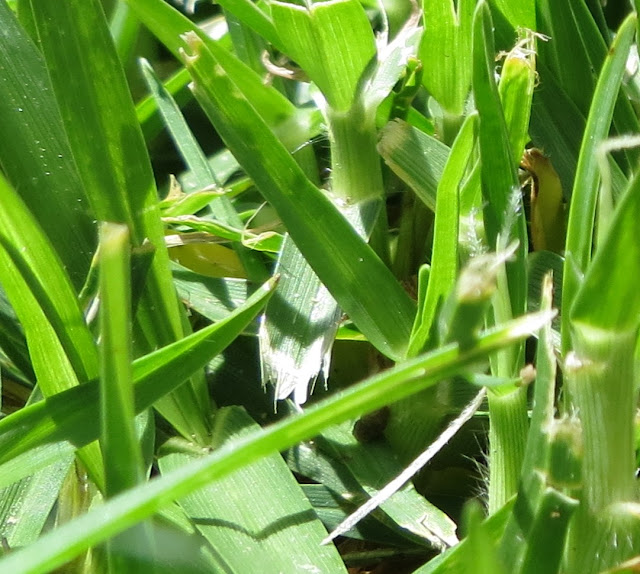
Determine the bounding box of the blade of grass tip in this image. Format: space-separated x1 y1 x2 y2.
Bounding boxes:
323 389 485 545
182 32 415 360
139 58 267 282
561 13 636 353
124 0 311 139
0 310 554 573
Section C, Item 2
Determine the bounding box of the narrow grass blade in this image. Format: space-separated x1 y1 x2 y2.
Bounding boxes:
183 32 415 360
0 173 98 389
160 406 347 573
0 1 95 290
561 14 636 349
408 113 475 355
0 310 553 572
98 223 144 496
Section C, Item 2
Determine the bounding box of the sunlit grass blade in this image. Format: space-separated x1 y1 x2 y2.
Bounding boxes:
408 113 475 355
562 14 637 351
182 32 415 360
0 309 553 572
260 236 341 403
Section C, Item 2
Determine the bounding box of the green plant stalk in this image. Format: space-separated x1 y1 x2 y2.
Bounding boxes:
326 103 387 247
98 221 151 573
486 386 528 514
487 264 528 514
565 325 638 573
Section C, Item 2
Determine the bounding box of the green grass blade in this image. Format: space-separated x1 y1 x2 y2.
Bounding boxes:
378 119 450 211
31 0 211 441
562 14 637 345
183 32 415 360
0 1 95 290
98 223 144 496
408 113 476 356
0 310 552 572
0 455 73 549
260 236 341 403
0 172 98 389
160 407 347 573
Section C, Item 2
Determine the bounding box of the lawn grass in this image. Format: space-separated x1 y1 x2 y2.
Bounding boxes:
0 0 639 572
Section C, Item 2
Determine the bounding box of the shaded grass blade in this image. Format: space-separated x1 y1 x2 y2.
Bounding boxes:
160 406 347 573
